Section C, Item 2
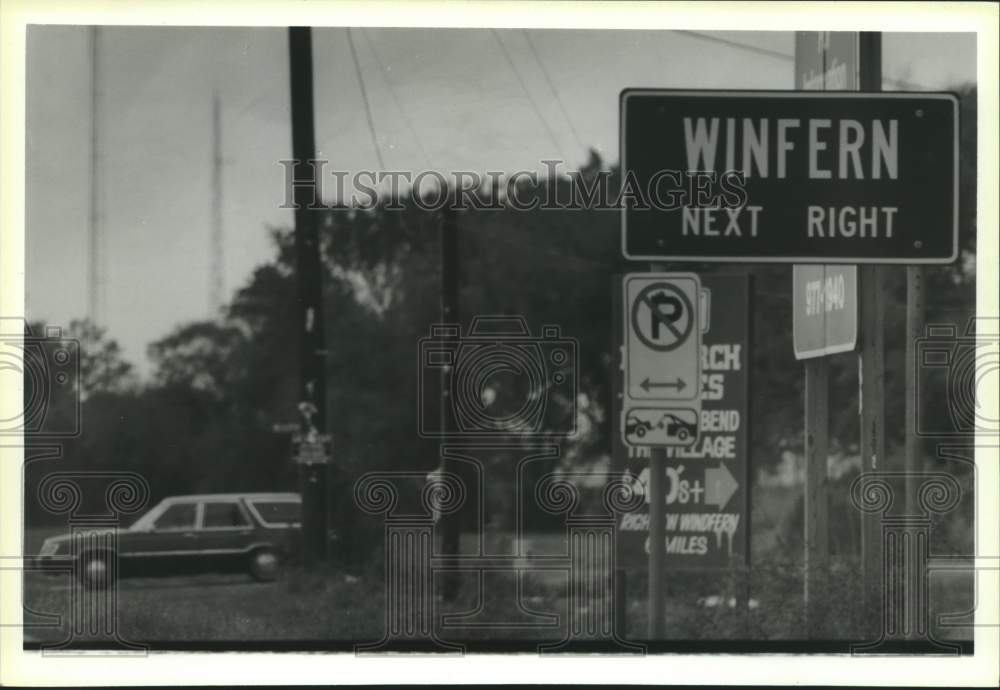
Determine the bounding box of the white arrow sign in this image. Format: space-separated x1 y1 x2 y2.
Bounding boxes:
704 463 739 510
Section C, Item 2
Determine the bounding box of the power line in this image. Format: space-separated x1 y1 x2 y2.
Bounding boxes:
672 30 794 62
673 30 929 90
490 28 563 155
346 27 386 170
521 30 587 155
360 28 436 171
88 26 105 325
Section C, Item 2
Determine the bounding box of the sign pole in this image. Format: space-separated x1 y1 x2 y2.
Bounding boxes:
904 265 925 508
858 30 885 638
903 264 925 640
288 26 329 567
640 262 685 642
803 357 830 630
648 448 666 640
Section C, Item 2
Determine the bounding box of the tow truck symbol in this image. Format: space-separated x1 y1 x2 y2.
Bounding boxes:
625 412 655 439
624 409 699 445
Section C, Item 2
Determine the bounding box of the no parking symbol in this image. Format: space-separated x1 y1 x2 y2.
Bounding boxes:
632 282 695 352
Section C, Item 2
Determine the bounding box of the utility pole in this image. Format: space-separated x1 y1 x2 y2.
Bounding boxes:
858 31 885 639
209 91 225 316
439 201 460 600
88 26 103 325
288 27 329 567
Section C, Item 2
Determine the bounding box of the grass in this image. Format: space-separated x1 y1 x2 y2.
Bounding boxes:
20 481 975 649
23 568 385 644
21 554 972 648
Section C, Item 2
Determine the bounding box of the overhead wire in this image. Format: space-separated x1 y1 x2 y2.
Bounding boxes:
360 28 436 171
490 28 564 156
672 30 931 90
672 30 794 62
346 27 387 170
521 30 587 155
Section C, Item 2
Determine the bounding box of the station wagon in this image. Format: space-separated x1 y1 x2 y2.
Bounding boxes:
35 492 303 587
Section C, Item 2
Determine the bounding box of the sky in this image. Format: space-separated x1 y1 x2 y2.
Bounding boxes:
25 28 976 376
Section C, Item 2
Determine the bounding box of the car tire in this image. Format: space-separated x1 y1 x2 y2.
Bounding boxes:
636 426 646 438
248 548 281 582
78 552 114 590
677 428 689 442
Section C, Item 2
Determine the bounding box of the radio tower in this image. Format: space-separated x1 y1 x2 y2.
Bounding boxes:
87 26 103 324
209 90 225 316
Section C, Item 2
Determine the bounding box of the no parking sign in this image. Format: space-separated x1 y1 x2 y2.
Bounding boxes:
622 273 702 447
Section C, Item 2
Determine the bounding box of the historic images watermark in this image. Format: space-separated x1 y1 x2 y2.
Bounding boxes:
353 315 644 654
847 317 998 654
1 318 148 653
0 319 81 438
278 159 750 213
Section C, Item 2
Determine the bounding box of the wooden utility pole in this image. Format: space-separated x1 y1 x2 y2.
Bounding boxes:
793 32 834 631
288 27 329 567
858 31 885 638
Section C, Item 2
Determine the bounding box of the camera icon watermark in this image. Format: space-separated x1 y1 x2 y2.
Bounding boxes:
915 317 999 438
417 316 578 438
0 319 81 437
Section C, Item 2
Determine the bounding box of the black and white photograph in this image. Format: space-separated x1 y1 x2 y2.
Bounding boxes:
1 1 997 686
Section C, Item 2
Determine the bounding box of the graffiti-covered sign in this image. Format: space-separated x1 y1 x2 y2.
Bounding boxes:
614 274 750 568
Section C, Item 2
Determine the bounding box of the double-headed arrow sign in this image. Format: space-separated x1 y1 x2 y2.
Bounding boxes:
639 377 687 393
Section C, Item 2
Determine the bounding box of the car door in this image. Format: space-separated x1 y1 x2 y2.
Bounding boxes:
124 501 200 574
194 500 257 565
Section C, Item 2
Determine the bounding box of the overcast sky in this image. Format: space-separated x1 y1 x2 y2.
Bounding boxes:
25 28 976 375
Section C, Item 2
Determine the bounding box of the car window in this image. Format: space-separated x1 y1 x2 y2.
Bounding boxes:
202 501 250 529
248 500 301 526
153 503 196 531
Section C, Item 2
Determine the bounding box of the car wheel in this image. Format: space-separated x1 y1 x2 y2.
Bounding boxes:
79 552 114 589
248 548 281 582
677 428 689 442
636 426 646 438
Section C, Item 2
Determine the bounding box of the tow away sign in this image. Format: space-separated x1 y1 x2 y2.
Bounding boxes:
620 90 959 264
622 273 702 447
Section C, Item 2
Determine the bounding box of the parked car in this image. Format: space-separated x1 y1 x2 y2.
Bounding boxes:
659 413 698 442
35 492 305 587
